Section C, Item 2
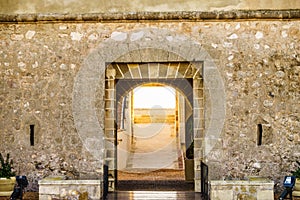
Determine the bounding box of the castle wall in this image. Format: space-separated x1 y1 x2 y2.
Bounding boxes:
0 14 299 191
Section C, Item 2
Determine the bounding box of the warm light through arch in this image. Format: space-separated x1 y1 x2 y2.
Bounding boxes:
133 85 176 109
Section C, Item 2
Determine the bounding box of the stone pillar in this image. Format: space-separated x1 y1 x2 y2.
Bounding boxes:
104 67 117 191
193 75 204 192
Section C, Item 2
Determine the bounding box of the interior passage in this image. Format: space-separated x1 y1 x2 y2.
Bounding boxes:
126 123 182 170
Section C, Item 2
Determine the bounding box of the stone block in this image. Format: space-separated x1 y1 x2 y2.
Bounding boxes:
211 190 233 200
39 179 102 200
210 179 274 200
38 194 52 200
194 170 201 179
195 179 201 192
38 185 60 195
237 194 256 200
156 49 170 62
257 190 274 200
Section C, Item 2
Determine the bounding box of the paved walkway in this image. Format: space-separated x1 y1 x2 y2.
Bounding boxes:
123 123 183 172
111 123 198 199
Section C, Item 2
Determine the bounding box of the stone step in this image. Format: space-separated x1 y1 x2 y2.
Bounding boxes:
117 180 194 191
106 191 203 200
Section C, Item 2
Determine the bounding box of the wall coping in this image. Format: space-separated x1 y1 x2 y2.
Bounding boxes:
210 180 275 185
210 178 275 186
38 179 102 185
0 9 299 23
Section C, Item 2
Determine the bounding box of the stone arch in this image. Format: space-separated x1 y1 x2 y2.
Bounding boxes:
116 78 193 108
115 77 194 149
72 28 226 192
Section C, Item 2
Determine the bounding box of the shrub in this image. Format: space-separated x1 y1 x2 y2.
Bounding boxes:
0 153 16 179
292 161 300 179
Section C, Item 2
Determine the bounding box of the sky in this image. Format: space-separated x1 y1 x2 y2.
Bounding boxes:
133 86 176 108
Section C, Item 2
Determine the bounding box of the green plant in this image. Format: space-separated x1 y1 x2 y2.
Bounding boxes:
292 161 300 179
0 153 16 179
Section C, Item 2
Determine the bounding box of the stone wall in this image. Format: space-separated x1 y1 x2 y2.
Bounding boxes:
134 108 175 123
0 15 299 192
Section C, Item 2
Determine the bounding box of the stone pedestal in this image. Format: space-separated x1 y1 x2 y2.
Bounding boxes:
210 177 274 200
38 176 102 200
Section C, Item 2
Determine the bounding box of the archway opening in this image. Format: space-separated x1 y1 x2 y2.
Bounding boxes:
116 82 194 190
131 85 177 168
104 61 204 191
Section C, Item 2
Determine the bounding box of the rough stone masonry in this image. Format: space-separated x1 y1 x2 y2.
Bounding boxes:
0 10 299 193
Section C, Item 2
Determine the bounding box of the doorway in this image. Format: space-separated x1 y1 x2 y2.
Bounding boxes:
117 83 186 184
104 62 203 191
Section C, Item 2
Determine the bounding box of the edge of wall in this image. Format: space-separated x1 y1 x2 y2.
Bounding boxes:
0 9 299 23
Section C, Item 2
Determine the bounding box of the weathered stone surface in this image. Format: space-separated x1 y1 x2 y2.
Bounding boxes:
0 19 299 193
39 178 101 200
210 179 274 200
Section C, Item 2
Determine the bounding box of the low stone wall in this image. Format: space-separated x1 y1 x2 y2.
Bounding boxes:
134 108 175 123
210 177 274 200
38 177 102 200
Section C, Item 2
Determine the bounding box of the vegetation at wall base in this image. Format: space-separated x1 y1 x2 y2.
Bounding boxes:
292 161 300 179
0 153 16 179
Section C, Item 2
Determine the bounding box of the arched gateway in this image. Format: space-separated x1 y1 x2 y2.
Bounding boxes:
73 28 226 192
